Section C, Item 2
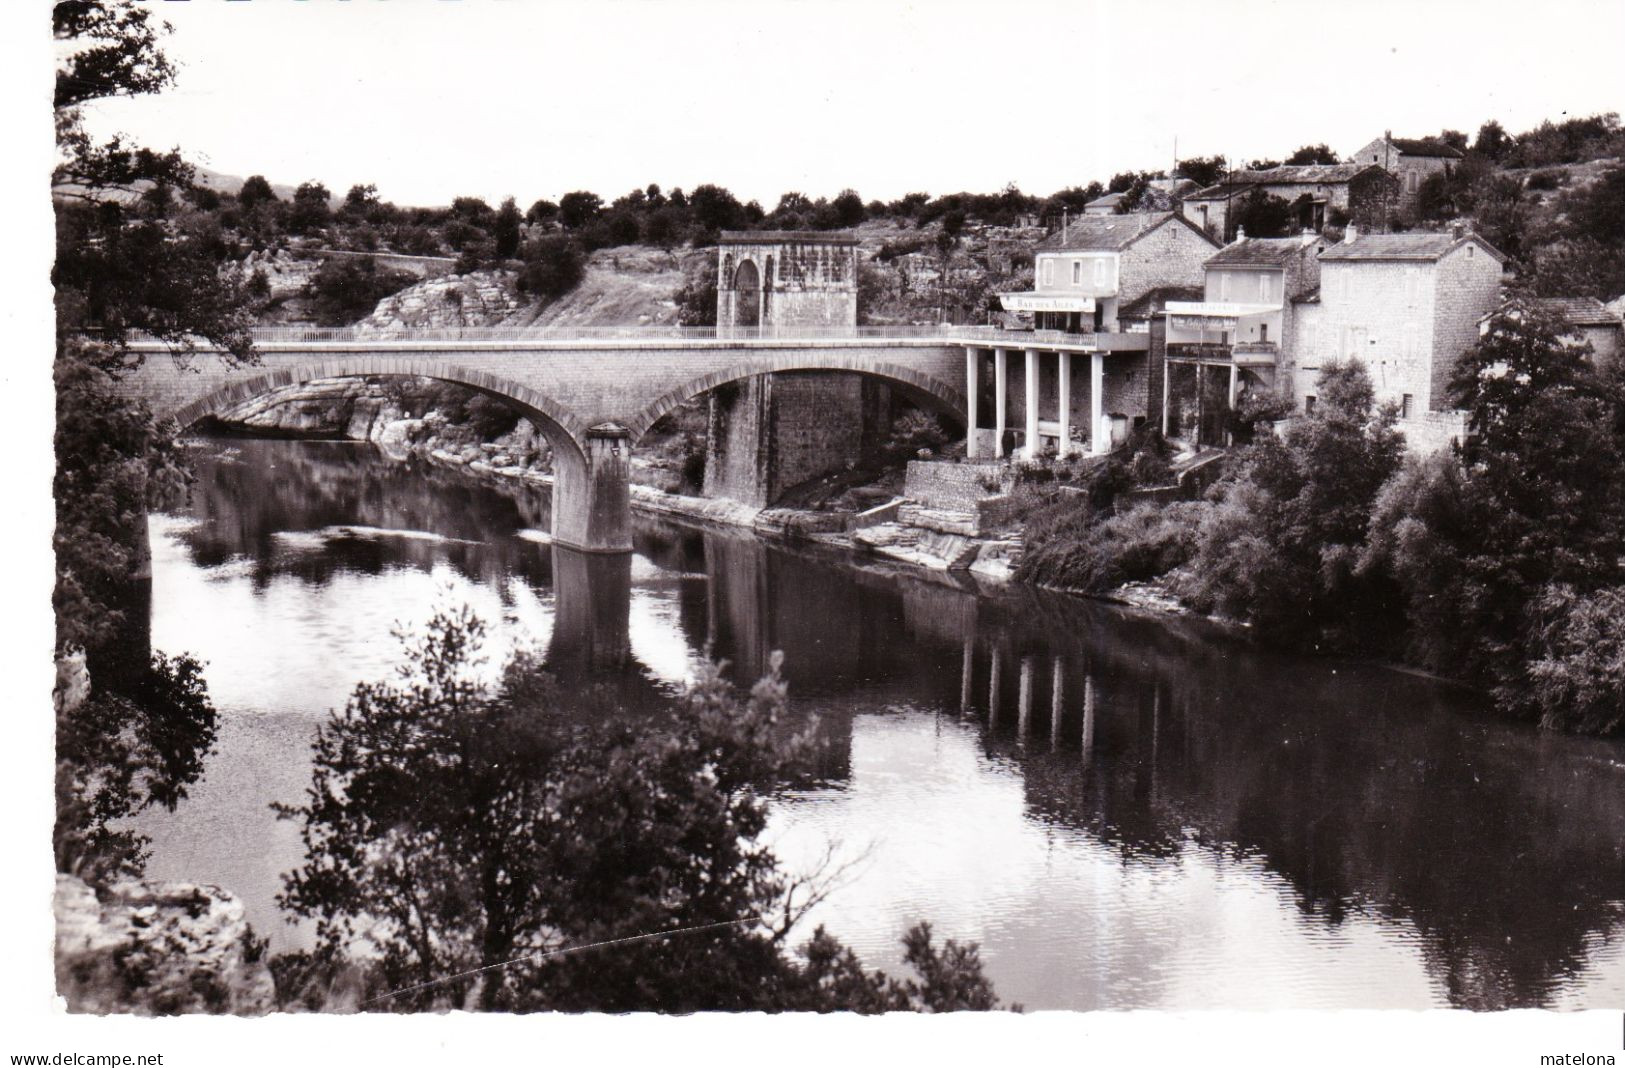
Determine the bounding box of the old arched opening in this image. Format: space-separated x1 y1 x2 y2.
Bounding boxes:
732 259 761 328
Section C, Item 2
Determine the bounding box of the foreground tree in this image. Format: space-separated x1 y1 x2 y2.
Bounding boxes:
53 0 239 880
273 608 1006 1012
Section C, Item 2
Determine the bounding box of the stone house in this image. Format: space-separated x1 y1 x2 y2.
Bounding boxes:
1286 226 1506 453
966 213 1219 459
1159 232 1331 445
1348 133 1464 218
1006 212 1219 333
1485 295 1624 363
1083 192 1125 216
1179 164 1400 240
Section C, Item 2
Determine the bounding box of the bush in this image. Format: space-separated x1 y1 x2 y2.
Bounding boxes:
881 410 949 461
308 258 414 326
1520 584 1625 735
516 235 586 301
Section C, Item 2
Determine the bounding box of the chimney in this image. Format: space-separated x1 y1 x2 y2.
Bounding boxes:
1450 221 1465 239
1344 224 1359 244
1234 226 1246 243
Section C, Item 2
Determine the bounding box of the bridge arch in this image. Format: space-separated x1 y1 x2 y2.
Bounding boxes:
626 356 967 443
168 356 590 446
167 356 631 553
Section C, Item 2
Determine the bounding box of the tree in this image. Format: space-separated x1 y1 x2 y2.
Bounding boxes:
273 608 1006 1011
308 258 414 325
288 181 331 235
237 174 277 209
516 235 586 301
1360 307 1625 734
558 190 603 229
451 195 495 228
493 196 523 259
1178 362 1404 645
1231 188 1295 238
1285 144 1339 165
674 254 718 326
525 198 559 226
831 188 865 228
1177 155 1227 187
53 2 256 365
687 184 746 235
1473 119 1512 162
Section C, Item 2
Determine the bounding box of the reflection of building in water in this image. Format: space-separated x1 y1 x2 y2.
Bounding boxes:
958 590 1625 1010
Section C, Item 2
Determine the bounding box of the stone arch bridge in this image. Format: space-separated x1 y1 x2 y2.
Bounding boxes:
121 328 970 552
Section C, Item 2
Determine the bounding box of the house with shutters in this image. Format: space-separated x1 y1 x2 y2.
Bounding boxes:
1159 232 1330 445
1348 132 1465 219
963 212 1218 459
1285 225 1506 453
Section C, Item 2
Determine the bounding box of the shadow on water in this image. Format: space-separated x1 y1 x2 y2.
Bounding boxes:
154 435 1625 1009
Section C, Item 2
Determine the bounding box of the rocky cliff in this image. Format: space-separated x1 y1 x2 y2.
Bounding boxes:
55 874 276 1015
355 269 530 333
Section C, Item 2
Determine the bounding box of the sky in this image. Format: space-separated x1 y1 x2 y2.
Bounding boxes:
60 0 1625 210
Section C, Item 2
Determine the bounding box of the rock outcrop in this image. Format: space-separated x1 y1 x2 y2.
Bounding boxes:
55 874 276 1015
355 269 527 334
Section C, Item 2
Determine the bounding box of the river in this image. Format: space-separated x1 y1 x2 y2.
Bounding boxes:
133 436 1625 1011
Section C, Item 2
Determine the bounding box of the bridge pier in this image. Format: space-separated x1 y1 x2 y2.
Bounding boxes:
551 424 633 553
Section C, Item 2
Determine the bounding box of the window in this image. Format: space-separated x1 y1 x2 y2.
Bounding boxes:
1401 393 1414 419
1305 395 1317 414
1072 260 1082 284
1094 258 1107 287
1259 273 1273 301
1220 272 1231 301
1407 171 1420 193
1042 259 1053 286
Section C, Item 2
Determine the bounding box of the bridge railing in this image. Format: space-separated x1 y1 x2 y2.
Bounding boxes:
225 324 966 343
127 323 1094 347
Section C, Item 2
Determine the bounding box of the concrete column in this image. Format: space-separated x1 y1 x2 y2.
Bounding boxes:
1090 352 1107 454
551 423 633 554
1161 357 1173 438
993 348 1008 458
1024 349 1040 460
1057 352 1073 458
1226 363 1239 447
1018 656 1034 740
1050 659 1064 750
960 639 974 714
964 348 980 459
988 650 1002 728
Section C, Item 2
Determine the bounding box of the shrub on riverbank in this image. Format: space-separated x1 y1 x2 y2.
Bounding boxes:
1013 316 1625 737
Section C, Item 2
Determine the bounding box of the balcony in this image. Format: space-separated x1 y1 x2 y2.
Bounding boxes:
1232 341 1280 366
1167 341 1279 366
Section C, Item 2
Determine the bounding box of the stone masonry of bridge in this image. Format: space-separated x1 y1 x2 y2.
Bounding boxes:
120 336 967 553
